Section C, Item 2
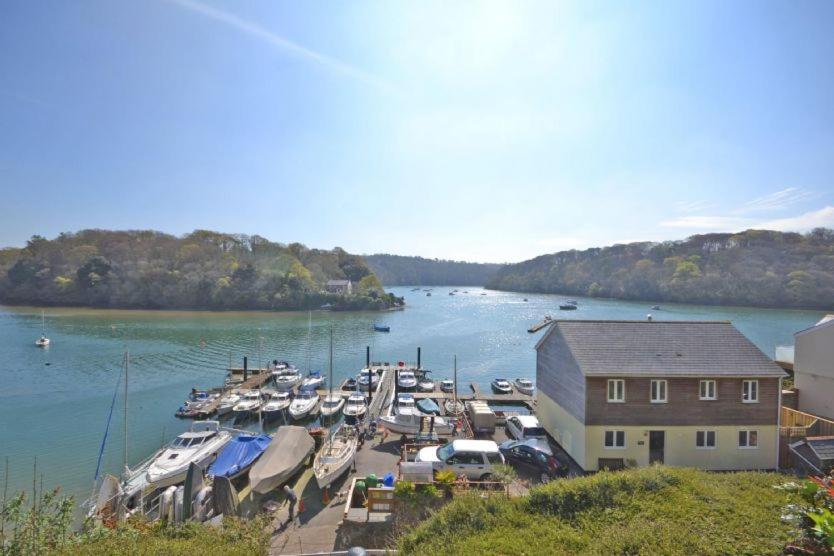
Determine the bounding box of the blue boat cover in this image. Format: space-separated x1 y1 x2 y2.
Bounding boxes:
208 434 271 478
417 398 441 415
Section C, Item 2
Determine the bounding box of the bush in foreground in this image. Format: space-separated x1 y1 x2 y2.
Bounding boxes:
398 466 799 555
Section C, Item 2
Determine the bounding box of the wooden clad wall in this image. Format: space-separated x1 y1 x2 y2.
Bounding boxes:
585 377 780 426
536 327 587 423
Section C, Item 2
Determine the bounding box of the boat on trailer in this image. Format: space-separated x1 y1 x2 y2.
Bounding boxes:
313 424 359 489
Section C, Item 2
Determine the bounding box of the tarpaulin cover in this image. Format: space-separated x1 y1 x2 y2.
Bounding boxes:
208 434 271 479
249 426 314 494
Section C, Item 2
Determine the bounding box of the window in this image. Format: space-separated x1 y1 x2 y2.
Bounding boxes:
699 380 716 400
604 430 626 449
607 379 625 402
738 430 758 449
650 379 668 403
742 380 759 403
486 452 504 465
696 430 716 449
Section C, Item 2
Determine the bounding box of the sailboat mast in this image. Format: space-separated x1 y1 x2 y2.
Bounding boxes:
123 351 129 478
453 355 457 409
306 311 312 373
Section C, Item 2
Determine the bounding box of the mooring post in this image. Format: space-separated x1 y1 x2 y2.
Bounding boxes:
243 356 248 382
366 346 372 408
417 347 421 370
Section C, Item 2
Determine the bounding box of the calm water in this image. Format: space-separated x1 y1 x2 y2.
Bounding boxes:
0 286 823 506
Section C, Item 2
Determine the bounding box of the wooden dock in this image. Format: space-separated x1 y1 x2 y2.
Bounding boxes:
528 316 553 333
405 382 534 408
194 369 273 418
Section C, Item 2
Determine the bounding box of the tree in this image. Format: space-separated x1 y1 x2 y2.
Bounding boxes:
77 256 111 288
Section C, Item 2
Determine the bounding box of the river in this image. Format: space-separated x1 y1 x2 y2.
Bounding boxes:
0 286 823 508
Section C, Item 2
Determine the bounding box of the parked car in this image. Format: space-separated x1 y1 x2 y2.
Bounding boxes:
415 439 504 481
499 439 567 483
505 415 547 443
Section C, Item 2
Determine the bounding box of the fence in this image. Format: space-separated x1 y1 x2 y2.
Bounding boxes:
780 407 834 469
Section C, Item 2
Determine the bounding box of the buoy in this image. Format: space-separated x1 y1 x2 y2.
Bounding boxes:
322 486 330 505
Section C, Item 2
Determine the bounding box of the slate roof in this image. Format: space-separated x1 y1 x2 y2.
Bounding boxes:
536 320 785 377
809 436 834 461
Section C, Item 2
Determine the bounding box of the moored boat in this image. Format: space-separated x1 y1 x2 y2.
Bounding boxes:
300 370 325 391
232 390 262 420
397 370 417 390
320 394 345 419
373 323 390 332
439 379 454 393
378 412 454 436
273 364 302 391
491 378 513 394
395 393 417 415
416 398 441 416
342 393 367 420
261 391 291 421
417 370 435 392
357 368 379 391
514 378 535 396
289 389 319 420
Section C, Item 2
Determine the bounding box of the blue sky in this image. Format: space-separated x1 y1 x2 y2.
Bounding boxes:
1 0 833 263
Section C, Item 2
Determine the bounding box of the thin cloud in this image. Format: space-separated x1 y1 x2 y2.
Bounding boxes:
536 236 589 250
736 187 815 214
758 205 834 232
674 200 713 213
166 0 391 90
659 215 752 230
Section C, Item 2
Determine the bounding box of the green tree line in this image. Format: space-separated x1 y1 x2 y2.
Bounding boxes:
486 228 834 310
0 229 403 311
364 254 501 286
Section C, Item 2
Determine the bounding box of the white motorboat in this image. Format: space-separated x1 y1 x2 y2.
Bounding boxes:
379 412 454 436
342 393 367 420
396 393 418 416
300 371 326 391
313 424 358 489
217 391 242 417
397 370 417 390
356 368 379 391
417 371 435 392
289 390 319 420
146 421 232 486
232 390 262 420
491 378 513 394
320 395 345 419
273 365 302 391
439 379 454 393
515 378 535 396
262 391 291 421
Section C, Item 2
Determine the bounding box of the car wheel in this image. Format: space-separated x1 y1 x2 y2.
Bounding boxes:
540 472 550 484
480 473 493 483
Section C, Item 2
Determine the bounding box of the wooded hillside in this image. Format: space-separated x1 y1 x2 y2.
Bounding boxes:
486 228 834 310
364 254 500 286
0 230 402 311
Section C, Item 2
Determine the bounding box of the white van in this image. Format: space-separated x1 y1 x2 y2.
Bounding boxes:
415 439 504 480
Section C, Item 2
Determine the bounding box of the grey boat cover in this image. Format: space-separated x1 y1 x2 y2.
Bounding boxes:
212 475 239 517
182 462 204 520
249 426 314 494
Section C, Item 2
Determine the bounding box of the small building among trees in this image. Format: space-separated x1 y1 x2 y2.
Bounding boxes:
326 279 353 295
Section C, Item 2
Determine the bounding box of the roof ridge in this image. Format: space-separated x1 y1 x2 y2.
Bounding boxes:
552 319 733 324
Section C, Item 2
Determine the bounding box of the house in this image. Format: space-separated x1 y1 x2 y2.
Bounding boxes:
793 315 834 420
535 320 785 472
325 279 352 295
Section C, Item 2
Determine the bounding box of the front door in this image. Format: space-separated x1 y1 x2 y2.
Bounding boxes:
649 431 665 464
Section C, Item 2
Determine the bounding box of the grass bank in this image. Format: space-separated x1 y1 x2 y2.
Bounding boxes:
398 466 798 555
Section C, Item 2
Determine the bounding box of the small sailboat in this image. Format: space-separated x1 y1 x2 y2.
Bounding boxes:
289 389 319 420
313 423 358 489
35 311 50 347
515 378 535 396
342 393 367 420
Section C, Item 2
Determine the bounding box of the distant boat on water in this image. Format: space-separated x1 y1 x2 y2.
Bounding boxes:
651 305 661 310
373 323 390 332
35 311 50 347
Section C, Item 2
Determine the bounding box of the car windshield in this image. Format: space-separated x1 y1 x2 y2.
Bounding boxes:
535 451 549 464
524 427 547 437
437 444 454 460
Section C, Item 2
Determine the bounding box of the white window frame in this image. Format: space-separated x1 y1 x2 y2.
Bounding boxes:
742 380 759 403
604 430 626 449
695 430 717 450
650 379 668 403
738 429 759 449
699 379 716 401
607 379 625 403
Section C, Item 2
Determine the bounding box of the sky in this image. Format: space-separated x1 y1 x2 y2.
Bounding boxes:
1 0 833 263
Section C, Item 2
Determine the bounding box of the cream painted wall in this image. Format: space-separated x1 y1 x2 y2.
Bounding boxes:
795 323 834 419
795 372 834 420
537 391 587 469
585 425 779 471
